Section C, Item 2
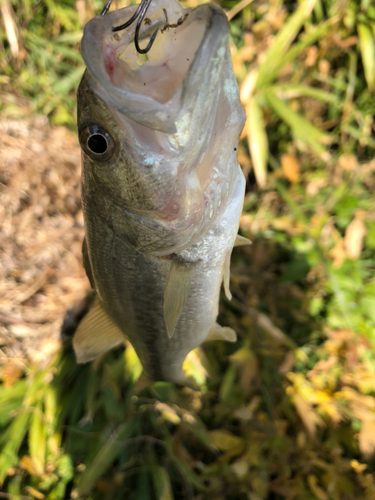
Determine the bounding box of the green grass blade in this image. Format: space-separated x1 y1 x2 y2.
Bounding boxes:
24 32 83 62
269 84 340 105
29 403 46 476
152 466 174 500
256 0 316 88
78 423 134 495
246 95 269 187
265 89 330 156
358 22 375 90
52 66 85 95
0 411 31 485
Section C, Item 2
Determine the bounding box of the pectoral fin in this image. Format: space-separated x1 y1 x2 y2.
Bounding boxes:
73 297 125 363
222 236 251 301
234 234 252 246
163 260 192 339
82 237 95 289
205 323 237 343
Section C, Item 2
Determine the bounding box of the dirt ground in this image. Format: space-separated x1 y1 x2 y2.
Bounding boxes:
0 117 89 365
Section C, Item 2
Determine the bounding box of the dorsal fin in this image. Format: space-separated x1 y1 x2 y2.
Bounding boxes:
73 297 125 363
163 260 192 339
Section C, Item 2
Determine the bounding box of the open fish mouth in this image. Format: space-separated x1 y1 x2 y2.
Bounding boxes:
80 0 231 134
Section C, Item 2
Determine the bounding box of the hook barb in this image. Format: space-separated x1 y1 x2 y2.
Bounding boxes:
101 0 112 16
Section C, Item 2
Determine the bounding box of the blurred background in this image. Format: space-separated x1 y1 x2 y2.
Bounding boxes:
1 0 375 499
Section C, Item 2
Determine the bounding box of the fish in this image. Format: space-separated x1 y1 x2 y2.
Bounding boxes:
73 0 249 384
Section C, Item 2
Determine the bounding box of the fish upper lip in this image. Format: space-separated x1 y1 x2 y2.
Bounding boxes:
81 3 229 133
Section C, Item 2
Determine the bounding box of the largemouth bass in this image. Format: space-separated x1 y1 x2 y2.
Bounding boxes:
73 0 248 384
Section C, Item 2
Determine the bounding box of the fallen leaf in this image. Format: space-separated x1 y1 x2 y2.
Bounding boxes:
293 393 324 436
307 474 329 500
231 459 249 478
155 403 181 425
281 154 300 183
20 455 39 476
1 362 23 387
26 487 45 500
358 418 375 458
338 153 357 171
329 238 346 268
305 46 318 67
279 351 295 375
345 211 367 259
350 459 367 473
209 430 244 451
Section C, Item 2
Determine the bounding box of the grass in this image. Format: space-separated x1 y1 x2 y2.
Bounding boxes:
1 0 375 498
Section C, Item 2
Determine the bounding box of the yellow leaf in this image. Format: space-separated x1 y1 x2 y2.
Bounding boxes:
26 486 45 499
1 362 23 388
338 153 357 171
359 418 375 458
183 348 208 387
19 455 39 476
293 393 324 436
155 403 181 425
312 390 331 405
344 211 367 260
234 397 261 421
124 341 142 382
350 459 367 473
281 154 300 183
209 430 244 451
279 351 295 375
230 346 258 393
231 459 249 479
329 238 346 269
307 474 328 500
271 216 294 231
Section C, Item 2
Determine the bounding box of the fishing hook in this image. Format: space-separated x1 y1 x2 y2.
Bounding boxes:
101 0 158 55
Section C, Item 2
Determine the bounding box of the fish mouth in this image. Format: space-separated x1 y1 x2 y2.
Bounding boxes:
81 0 229 133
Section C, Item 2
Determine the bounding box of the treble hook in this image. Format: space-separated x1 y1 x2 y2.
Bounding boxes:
101 0 158 55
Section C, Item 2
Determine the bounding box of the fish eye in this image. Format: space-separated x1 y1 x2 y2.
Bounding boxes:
79 123 115 161
87 133 108 154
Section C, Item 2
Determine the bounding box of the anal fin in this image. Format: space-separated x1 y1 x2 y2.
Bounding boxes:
205 323 237 343
163 260 192 339
73 297 125 363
